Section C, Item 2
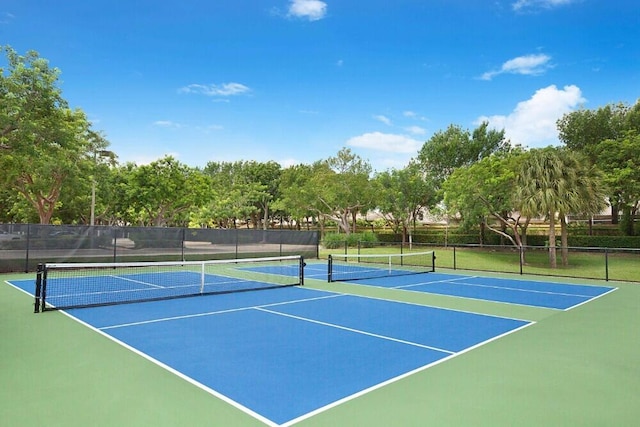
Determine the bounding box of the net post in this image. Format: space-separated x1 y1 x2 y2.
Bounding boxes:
200 261 206 293
431 251 436 272
34 263 43 313
453 246 457 270
299 256 305 286
40 264 48 312
327 255 333 282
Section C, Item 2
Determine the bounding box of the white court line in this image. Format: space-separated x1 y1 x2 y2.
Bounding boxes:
99 293 344 330
282 318 535 427
55 308 281 427
563 286 618 311
421 279 605 298
108 274 164 288
255 306 454 355
349 275 615 311
15 279 538 427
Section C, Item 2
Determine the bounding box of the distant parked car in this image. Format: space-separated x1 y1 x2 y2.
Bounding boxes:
0 230 22 240
48 230 79 237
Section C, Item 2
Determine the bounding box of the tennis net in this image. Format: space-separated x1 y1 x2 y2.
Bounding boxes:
327 251 435 282
34 255 305 312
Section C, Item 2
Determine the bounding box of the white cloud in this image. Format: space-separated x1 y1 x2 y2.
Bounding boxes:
374 115 392 126
405 125 427 135
153 120 182 129
475 84 586 147
346 132 422 153
178 82 251 96
403 110 428 121
512 0 576 12
288 0 327 21
481 53 552 80
278 158 301 168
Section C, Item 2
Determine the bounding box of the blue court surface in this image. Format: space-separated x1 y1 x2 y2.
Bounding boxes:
10 276 531 427
299 262 615 310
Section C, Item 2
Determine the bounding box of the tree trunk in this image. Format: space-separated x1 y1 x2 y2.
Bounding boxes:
351 210 358 233
548 212 557 268
621 205 635 236
560 215 569 266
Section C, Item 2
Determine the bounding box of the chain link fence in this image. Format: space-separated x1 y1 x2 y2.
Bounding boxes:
0 224 319 273
322 241 639 283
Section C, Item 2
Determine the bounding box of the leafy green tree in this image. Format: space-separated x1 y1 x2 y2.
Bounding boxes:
595 131 640 236
238 161 281 229
0 46 103 224
416 121 509 185
444 151 530 262
321 148 375 234
557 101 640 228
556 103 631 158
121 156 211 226
276 164 319 230
375 162 437 244
203 161 270 228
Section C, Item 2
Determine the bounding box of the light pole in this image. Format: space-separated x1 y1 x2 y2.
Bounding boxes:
90 149 115 226
90 180 96 226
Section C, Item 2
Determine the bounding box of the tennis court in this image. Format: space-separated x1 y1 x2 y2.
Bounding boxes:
4 253 629 426
324 252 615 310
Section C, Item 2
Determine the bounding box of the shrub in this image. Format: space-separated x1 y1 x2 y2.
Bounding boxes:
322 232 379 249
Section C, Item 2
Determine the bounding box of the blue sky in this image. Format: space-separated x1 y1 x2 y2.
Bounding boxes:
2 0 638 172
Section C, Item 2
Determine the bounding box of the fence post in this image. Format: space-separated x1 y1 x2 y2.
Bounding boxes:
112 228 117 263
519 246 523 275
181 227 186 262
24 223 31 273
605 248 609 281
235 228 239 259
453 245 457 270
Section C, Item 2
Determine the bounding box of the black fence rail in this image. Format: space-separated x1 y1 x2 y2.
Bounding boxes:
0 224 319 273
323 241 640 283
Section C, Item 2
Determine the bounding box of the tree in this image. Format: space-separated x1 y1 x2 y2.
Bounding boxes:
557 103 631 158
517 149 563 267
0 46 106 224
416 122 509 185
444 150 530 263
276 164 319 230
557 101 640 227
516 147 606 267
375 162 437 245
320 148 375 234
595 131 640 236
555 150 607 264
121 156 211 226
203 161 272 228
238 161 281 230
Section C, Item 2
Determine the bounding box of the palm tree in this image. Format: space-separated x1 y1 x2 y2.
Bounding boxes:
555 149 606 265
517 148 563 267
517 147 606 268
